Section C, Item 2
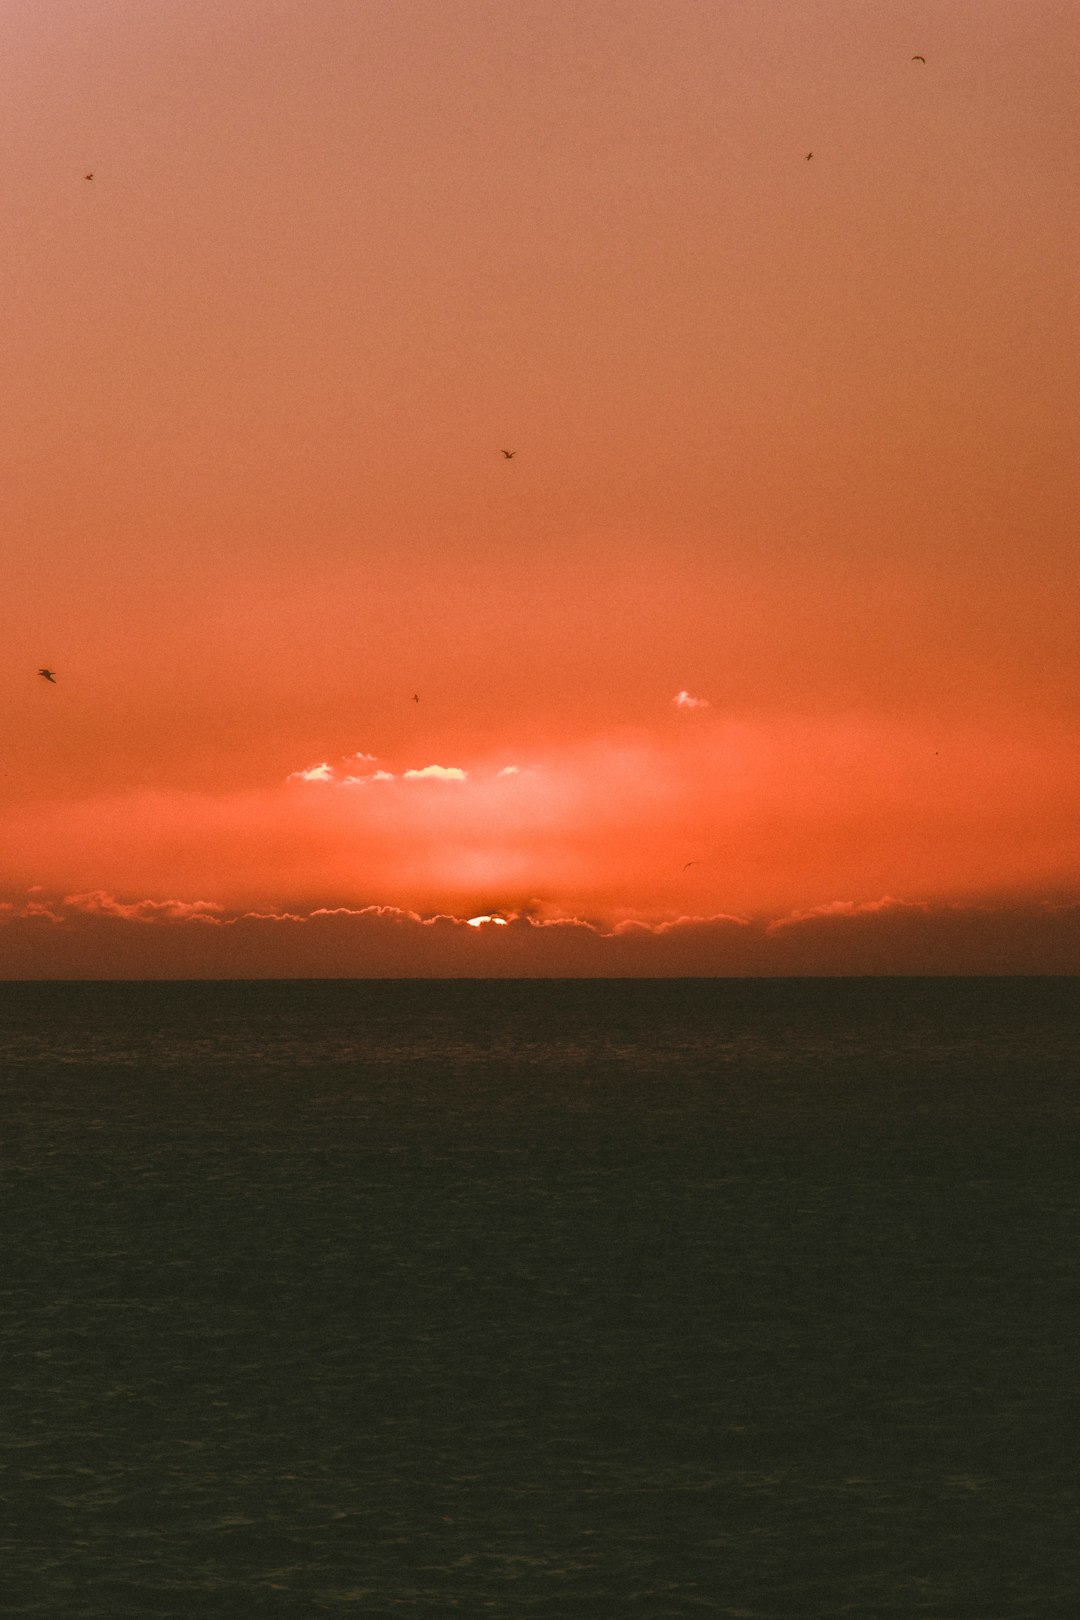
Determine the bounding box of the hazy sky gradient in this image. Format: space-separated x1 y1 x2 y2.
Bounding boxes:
4 1 1078 972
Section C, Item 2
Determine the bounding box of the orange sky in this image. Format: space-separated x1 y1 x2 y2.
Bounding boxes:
4 1 1078 975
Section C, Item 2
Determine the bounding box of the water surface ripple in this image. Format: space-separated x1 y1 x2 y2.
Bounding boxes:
1 979 1077 1616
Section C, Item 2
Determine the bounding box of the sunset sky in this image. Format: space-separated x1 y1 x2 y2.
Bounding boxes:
4 0 1078 975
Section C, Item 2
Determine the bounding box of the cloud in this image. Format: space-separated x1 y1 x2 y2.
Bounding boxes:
288 755 469 785
0 890 225 927
287 763 335 783
2 890 1078 976
402 765 468 782
6 713 1080 927
340 753 388 784
766 895 928 934
673 690 710 710
0 896 64 924
61 890 227 924
292 753 385 785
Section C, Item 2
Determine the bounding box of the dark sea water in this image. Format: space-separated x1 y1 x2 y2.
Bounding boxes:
1 978 1078 1618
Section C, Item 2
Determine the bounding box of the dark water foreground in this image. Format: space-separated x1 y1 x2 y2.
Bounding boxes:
0 978 1077 1618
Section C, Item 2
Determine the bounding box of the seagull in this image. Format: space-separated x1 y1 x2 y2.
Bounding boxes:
501 449 516 459
911 55 926 63
38 668 57 683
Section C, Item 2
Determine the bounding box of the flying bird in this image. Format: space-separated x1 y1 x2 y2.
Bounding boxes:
805 152 813 161
38 668 57 683
412 693 419 703
911 55 926 63
682 860 700 870
501 449 516 459
84 172 93 180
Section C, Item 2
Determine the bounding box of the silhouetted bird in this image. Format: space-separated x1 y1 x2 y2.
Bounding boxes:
682 861 700 870
805 152 813 160
412 693 419 703
38 668 57 683
84 172 93 180
911 55 926 63
501 449 516 459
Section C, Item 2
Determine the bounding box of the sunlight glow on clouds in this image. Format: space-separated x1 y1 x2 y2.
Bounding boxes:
22 891 227 925
288 755 470 786
673 690 710 711
765 896 928 934
7 715 1080 942
287 763 335 783
2 890 1078 977
402 765 468 782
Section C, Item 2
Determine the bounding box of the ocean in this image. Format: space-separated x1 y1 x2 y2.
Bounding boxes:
1 978 1077 1617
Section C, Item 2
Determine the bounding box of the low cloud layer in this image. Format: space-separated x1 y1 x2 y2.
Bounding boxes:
1 890 1077 977
4 713 1079 948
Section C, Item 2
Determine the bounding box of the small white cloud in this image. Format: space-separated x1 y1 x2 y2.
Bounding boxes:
673 690 710 711
497 765 521 776
288 763 335 783
403 765 468 782
342 766 396 785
